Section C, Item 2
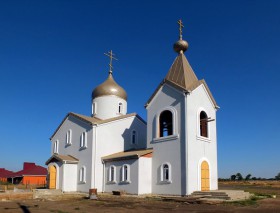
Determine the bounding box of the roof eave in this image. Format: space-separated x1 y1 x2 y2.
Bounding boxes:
102 155 139 162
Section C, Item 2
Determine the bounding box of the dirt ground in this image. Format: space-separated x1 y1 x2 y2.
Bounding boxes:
1 181 280 213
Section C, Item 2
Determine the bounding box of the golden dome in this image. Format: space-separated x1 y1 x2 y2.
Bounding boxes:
92 74 127 100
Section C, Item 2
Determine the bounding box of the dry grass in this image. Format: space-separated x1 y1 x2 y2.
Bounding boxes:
219 180 280 196
0 183 45 191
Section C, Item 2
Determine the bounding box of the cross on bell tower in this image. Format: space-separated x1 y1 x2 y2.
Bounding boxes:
177 19 184 40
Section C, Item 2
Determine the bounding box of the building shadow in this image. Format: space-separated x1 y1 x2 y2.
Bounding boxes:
17 203 31 213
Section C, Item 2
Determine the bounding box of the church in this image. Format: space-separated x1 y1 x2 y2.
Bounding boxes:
45 20 219 196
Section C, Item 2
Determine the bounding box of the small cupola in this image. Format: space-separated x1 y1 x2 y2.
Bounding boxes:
91 51 127 120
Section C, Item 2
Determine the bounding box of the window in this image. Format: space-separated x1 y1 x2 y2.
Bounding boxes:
160 163 172 183
121 164 130 183
153 107 178 143
163 164 169 181
118 102 123 114
159 110 173 137
80 131 87 149
53 140 59 154
66 129 72 146
131 130 137 145
92 102 97 116
79 166 86 183
200 111 208 137
108 165 116 183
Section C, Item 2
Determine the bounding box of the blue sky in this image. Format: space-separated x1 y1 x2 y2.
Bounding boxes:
0 0 279 178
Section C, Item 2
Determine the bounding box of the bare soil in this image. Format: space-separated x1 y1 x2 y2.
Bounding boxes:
0 181 280 213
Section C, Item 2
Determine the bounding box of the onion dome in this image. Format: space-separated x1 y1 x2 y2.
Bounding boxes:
92 73 127 101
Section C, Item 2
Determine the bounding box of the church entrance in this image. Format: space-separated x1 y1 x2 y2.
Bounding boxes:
201 161 210 191
48 165 56 189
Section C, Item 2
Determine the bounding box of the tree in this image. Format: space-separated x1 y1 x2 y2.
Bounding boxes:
230 175 236 181
236 173 243 181
275 172 280 180
245 174 252 180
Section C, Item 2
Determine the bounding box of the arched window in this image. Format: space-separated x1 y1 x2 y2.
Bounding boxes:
79 166 86 183
80 131 87 149
121 164 130 182
200 111 208 137
159 110 173 137
160 163 172 183
66 129 72 145
163 164 169 181
131 130 137 144
118 102 123 114
108 165 116 182
92 102 97 116
54 140 59 154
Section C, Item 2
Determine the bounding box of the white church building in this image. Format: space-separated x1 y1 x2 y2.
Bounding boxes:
46 20 219 195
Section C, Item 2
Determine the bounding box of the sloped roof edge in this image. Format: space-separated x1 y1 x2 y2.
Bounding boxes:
102 148 153 162
50 112 146 140
0 168 15 178
145 53 219 109
189 79 219 109
45 154 79 165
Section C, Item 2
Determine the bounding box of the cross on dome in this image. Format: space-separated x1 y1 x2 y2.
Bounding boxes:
178 19 184 39
104 50 118 74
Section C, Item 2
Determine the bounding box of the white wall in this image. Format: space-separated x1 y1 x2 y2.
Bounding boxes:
138 157 152 194
62 164 77 192
50 113 146 193
146 84 185 195
50 115 93 192
93 115 147 192
93 96 127 120
186 84 218 194
104 159 139 194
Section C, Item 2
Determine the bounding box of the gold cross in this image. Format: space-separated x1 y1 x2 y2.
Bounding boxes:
104 50 118 74
178 19 184 39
